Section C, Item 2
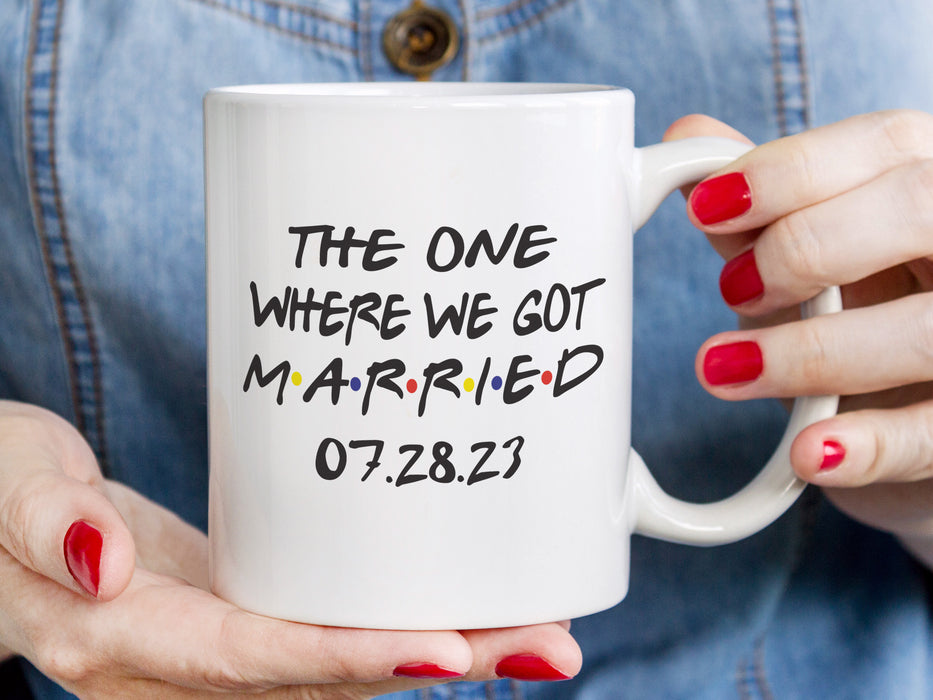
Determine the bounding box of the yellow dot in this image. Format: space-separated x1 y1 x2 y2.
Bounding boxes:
291 372 302 386
463 377 475 392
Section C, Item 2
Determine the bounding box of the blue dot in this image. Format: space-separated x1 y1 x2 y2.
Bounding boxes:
491 376 502 390
350 377 362 391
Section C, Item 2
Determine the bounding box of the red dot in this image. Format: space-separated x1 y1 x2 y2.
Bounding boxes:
541 370 553 385
406 378 418 393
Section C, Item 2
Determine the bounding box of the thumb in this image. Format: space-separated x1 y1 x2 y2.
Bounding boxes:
0 401 135 601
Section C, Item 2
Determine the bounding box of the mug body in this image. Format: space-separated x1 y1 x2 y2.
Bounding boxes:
205 83 634 629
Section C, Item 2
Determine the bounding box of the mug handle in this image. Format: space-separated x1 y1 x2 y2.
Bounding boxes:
628 137 843 545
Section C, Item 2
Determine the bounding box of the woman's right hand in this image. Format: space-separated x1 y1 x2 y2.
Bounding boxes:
0 400 581 698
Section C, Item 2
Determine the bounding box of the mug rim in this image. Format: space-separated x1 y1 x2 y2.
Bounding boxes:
204 82 630 105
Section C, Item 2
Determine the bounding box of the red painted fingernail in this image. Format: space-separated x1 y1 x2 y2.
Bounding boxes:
393 663 463 679
703 341 763 386
720 249 764 306
64 521 102 597
820 441 846 471
690 172 752 225
495 654 571 682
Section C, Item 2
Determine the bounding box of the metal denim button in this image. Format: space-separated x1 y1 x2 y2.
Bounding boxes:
383 0 459 79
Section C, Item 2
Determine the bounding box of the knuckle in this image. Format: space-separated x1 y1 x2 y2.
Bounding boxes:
795 321 836 389
895 158 933 237
32 638 94 685
0 472 58 572
875 109 933 162
918 409 933 479
786 141 825 197
771 208 828 284
205 613 265 691
317 645 360 685
910 296 933 365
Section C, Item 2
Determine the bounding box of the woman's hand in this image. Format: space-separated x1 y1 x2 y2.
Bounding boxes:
0 400 581 698
666 111 933 568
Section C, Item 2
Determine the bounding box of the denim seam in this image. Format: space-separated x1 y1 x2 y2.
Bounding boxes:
735 653 754 700
473 0 579 46
24 0 76 419
194 0 358 29
766 0 812 136
24 0 111 472
735 637 776 700
752 638 775 700
456 0 472 80
475 0 566 21
359 0 374 81
733 4 814 697
187 0 357 53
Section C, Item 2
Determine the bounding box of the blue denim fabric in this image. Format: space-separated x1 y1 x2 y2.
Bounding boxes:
1 1 932 698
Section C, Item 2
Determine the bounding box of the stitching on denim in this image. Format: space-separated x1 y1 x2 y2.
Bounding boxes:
187 0 356 53
736 638 777 700
766 0 812 136
359 0 373 81
475 0 563 21
24 0 111 472
192 0 358 30
766 0 787 136
753 638 775 700
735 652 755 700
474 0 578 45
791 0 811 130
456 0 471 80
23 2 78 422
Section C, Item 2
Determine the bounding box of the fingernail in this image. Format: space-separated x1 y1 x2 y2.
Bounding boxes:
690 172 752 225
720 249 764 306
393 663 463 679
820 441 846 471
64 520 102 597
703 341 763 386
495 654 571 682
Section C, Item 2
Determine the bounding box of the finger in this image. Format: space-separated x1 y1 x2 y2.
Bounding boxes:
791 400 933 487
0 402 135 601
662 114 760 260
460 622 581 682
718 159 933 313
88 676 432 700
696 292 933 400
687 110 933 233
101 572 473 689
787 403 933 556
0 543 472 693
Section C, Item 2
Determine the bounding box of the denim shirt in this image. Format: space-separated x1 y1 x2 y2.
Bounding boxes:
1 1 932 698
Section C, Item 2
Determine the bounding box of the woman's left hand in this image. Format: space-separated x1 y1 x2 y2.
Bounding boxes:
666 110 933 567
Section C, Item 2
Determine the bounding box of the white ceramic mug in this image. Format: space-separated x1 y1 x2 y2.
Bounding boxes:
204 83 841 630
